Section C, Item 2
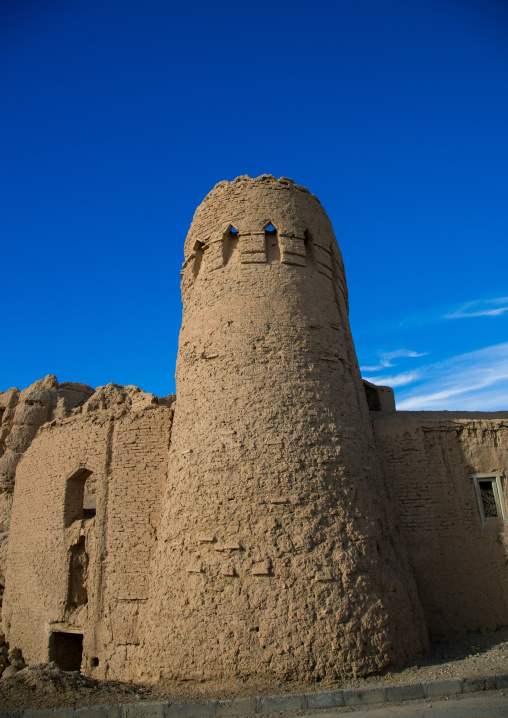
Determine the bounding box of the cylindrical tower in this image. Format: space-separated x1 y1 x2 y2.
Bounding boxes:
143 175 428 681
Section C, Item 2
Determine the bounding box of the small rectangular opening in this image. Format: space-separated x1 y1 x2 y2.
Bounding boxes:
49 631 83 671
479 481 498 518
473 474 507 526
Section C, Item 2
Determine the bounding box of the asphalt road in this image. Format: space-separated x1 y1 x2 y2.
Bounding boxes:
278 690 508 717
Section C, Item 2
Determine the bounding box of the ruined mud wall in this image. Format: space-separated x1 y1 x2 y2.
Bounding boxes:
141 175 429 684
372 411 508 638
2 384 173 677
0 376 94 596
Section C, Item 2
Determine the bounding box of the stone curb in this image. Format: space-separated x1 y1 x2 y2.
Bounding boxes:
1 673 507 718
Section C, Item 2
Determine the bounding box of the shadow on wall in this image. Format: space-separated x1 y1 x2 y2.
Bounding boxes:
372 413 508 639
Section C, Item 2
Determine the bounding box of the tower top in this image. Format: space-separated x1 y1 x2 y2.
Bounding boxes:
183 175 327 260
208 174 316 197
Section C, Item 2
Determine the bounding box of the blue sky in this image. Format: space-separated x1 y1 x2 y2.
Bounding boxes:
2 0 507 409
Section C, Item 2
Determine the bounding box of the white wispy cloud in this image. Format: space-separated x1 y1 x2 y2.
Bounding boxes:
361 370 422 388
360 349 427 372
355 297 508 341
444 297 508 320
396 343 508 410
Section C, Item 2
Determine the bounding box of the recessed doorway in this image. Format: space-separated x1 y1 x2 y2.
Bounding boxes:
49 631 83 671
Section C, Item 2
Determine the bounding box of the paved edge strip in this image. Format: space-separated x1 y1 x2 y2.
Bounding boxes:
1 673 507 718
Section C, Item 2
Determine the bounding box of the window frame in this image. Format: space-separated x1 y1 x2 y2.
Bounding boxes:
472 473 507 526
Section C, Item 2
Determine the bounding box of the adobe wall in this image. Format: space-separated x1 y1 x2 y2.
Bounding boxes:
141 175 429 684
101 391 173 680
5 175 506 683
0 376 94 598
372 411 508 638
2 384 173 678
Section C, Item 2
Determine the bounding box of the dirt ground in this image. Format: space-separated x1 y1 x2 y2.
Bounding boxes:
1 629 507 711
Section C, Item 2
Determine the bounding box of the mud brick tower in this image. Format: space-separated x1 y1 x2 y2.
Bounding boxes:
143 175 429 681
4 175 507 683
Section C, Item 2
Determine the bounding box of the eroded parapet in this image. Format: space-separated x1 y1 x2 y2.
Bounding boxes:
182 223 343 276
179 176 349 313
0 376 95 493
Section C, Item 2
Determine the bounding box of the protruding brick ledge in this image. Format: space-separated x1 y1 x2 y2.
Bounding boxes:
2 673 507 718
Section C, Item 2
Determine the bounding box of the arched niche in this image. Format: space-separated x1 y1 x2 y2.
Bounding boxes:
64 466 95 527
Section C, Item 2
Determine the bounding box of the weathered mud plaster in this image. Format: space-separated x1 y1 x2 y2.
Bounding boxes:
140 175 429 682
1 176 507 684
0 376 94 595
2 384 174 676
372 411 508 638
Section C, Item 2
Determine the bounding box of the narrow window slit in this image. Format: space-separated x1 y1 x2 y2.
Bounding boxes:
223 225 239 265
304 230 315 265
264 222 280 263
192 240 205 278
